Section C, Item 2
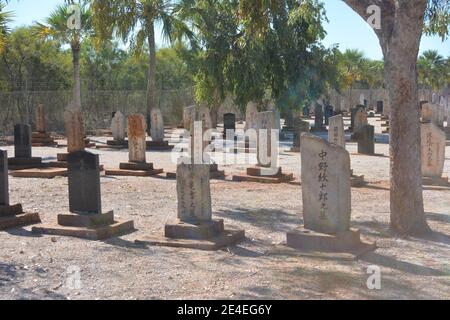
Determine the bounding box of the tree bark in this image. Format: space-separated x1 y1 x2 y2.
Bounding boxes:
344 0 431 235
146 20 157 135
71 42 82 111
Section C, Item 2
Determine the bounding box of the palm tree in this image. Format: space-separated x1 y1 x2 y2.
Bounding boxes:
418 49 446 90
34 1 92 110
91 0 193 133
0 2 13 54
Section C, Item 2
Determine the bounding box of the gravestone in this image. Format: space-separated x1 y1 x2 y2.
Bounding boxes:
32 105 57 147
354 107 368 133
291 118 310 152
35 104 46 133
421 123 446 181
184 106 196 131
128 114 147 163
245 102 259 130
150 108 165 143
356 125 375 155
421 103 433 123
328 114 345 148
0 150 8 206
350 105 365 131
287 134 368 252
68 151 101 214
303 106 310 118
376 101 384 114
314 104 325 131
14 124 32 158
64 109 85 153
223 113 236 138
324 105 334 126
111 111 126 142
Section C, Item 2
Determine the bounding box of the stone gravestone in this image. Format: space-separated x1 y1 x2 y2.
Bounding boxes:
245 102 259 130
314 104 325 131
376 101 384 114
184 106 196 131
223 113 236 138
356 125 375 155
0 149 41 229
421 103 433 123
14 124 32 158
353 107 368 133
111 111 126 142
291 118 310 152
128 114 147 163
150 108 165 143
324 105 334 126
68 151 102 214
64 109 85 153
328 114 345 148
35 104 46 133
421 123 446 183
303 106 310 118
350 105 365 131
256 111 279 168
287 134 366 251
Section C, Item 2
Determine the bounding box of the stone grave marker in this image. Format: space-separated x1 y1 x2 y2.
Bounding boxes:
328 114 345 148
421 122 447 185
290 118 310 152
8 124 43 170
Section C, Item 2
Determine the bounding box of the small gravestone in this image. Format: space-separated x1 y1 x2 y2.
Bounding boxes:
356 125 375 155
287 134 371 252
32 105 57 147
421 123 447 185
110 111 126 142
354 107 368 133
136 162 244 251
245 102 259 130
0 149 41 230
147 108 172 150
313 104 325 131
8 124 43 170
328 114 345 148
33 150 134 240
290 118 310 152
223 113 236 138
324 105 334 126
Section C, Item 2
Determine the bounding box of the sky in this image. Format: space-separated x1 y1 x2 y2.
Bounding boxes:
5 0 450 60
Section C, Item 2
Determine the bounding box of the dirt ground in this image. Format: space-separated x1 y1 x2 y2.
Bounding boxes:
0 118 449 300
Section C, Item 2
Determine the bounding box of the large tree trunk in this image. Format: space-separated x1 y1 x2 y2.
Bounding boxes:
344 0 431 235
146 21 157 135
71 43 82 111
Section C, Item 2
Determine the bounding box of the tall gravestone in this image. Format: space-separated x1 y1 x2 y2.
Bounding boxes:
376 101 384 114
150 108 165 143
245 102 259 130
64 109 85 153
111 111 126 142
256 111 279 168
0 150 9 206
356 125 375 155
324 105 334 126
287 134 366 251
128 114 147 163
421 123 446 182
328 114 345 148
353 107 368 133
184 106 196 131
314 104 325 131
223 113 236 138
35 104 46 133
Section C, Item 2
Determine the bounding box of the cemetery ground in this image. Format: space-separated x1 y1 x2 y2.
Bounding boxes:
0 119 449 300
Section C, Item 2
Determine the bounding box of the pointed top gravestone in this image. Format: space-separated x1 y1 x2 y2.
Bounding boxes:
68 151 101 215
14 124 32 158
127 114 147 163
111 111 126 142
35 104 46 133
177 163 212 223
328 114 345 148
421 123 445 178
300 134 352 235
150 108 165 143
0 150 9 206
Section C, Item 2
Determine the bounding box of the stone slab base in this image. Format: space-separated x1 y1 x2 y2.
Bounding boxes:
232 172 294 184
287 227 375 253
105 168 163 177
120 162 154 171
422 176 449 187
247 166 282 178
8 157 44 170
147 141 174 151
10 167 67 179
107 139 127 146
166 165 225 180
136 220 245 251
32 211 135 240
0 204 41 230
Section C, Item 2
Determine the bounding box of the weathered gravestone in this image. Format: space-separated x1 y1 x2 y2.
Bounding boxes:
313 104 325 132
353 107 368 133
245 102 259 131
135 162 244 250
8 124 43 170
324 105 334 126
421 103 433 123
356 125 375 155
183 106 196 131
287 134 370 252
303 106 310 118
328 114 345 148
376 101 384 114
32 105 57 147
290 118 310 152
148 108 173 150
223 113 236 138
421 122 447 185
64 109 86 153
0 149 41 230
33 150 134 240
105 114 163 176
350 105 365 132
109 111 126 144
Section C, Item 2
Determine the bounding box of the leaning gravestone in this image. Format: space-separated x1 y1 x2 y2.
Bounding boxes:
287 134 369 252
328 114 345 148
33 150 134 240
8 124 43 170
290 118 310 152
136 162 244 250
421 122 447 185
356 125 375 155
0 149 41 230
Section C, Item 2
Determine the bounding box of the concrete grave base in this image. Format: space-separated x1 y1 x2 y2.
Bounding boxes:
166 164 225 180
10 167 67 179
32 211 135 241
0 204 41 231
135 219 245 251
7 157 44 170
232 166 294 184
146 140 174 151
422 176 449 187
105 162 163 177
287 227 376 253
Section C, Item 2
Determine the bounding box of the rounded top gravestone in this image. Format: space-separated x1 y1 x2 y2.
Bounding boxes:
150 108 165 143
111 111 126 142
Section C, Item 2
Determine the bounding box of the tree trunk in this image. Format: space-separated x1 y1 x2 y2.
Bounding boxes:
71 43 82 111
344 0 431 235
146 20 157 135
